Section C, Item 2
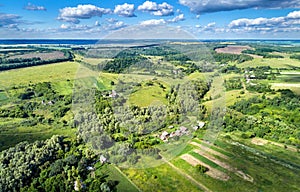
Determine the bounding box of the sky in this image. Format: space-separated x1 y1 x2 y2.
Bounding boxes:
0 0 300 39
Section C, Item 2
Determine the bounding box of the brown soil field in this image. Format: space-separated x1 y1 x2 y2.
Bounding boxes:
193 149 253 182
181 154 230 181
8 51 66 61
190 142 229 160
215 45 251 54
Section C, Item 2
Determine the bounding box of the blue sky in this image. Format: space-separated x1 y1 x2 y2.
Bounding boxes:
0 0 300 39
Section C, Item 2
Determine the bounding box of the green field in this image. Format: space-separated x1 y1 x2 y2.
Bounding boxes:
0 61 79 88
99 164 140 192
237 57 300 69
122 163 202 192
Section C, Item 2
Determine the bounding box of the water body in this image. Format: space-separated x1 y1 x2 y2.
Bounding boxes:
0 39 299 46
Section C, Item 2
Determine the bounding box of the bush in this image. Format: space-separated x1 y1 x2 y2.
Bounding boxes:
195 164 209 173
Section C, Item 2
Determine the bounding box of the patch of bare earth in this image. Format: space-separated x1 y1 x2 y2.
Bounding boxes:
251 138 268 146
190 142 229 160
215 45 263 58
215 45 251 54
193 149 253 182
8 51 66 60
181 154 230 181
251 137 297 152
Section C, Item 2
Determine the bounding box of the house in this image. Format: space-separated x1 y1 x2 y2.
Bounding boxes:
179 126 188 133
194 121 205 130
109 90 118 98
160 131 169 141
168 125 174 129
198 121 205 128
100 155 107 164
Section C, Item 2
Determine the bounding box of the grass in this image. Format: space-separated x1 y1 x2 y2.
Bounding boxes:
191 138 235 158
237 57 300 69
175 135 300 192
83 58 111 65
99 164 140 192
0 61 79 88
220 138 300 192
128 83 168 107
0 122 76 151
122 163 201 192
171 158 256 192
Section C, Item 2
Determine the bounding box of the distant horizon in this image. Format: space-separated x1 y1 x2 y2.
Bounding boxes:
1 0 300 39
1 38 300 40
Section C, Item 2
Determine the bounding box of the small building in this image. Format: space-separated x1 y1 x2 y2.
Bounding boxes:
160 131 169 141
100 155 107 164
109 90 118 98
179 126 188 133
198 121 205 128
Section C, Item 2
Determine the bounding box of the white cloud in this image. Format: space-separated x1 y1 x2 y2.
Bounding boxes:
228 10 300 33
95 21 100 26
57 4 111 24
106 18 118 23
140 19 166 26
206 22 216 28
24 3 46 11
104 21 128 31
138 1 174 16
114 3 135 17
60 24 68 29
287 10 300 19
169 14 185 23
179 0 300 14
0 13 21 27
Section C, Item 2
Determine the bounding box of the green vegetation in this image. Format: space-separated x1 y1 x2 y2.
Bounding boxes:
1 41 300 192
0 135 118 192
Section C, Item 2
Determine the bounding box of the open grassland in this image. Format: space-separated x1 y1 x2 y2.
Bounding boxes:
99 164 140 192
122 163 202 192
0 123 76 151
0 61 79 88
237 57 300 69
83 57 112 65
128 82 169 107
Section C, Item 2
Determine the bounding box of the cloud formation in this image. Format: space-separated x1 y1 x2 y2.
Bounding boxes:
114 3 135 17
179 0 300 14
140 19 166 26
140 14 185 26
138 1 174 16
57 4 111 23
168 14 185 23
228 10 300 33
0 13 21 27
24 3 46 11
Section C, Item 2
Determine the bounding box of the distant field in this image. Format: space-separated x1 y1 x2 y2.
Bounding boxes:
83 57 112 65
237 57 300 68
215 45 251 54
8 51 66 60
0 61 79 88
271 83 300 95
